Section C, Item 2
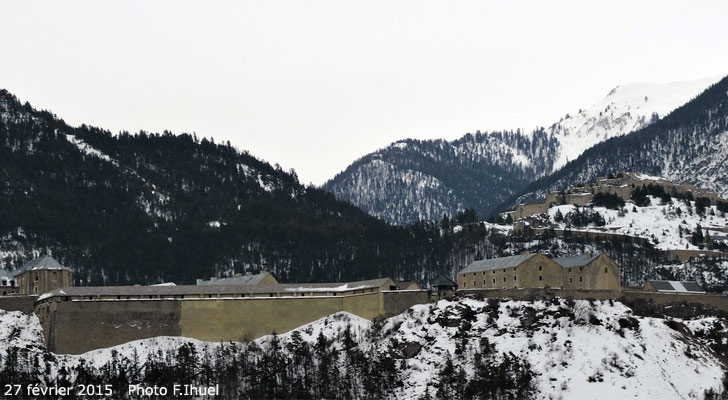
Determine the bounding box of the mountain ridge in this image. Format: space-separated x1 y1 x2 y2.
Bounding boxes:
324 76 723 224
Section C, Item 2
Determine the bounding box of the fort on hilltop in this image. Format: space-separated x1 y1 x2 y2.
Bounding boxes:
502 171 726 222
1 252 726 355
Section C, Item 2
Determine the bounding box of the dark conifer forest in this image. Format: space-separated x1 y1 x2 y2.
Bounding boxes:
0 89 491 285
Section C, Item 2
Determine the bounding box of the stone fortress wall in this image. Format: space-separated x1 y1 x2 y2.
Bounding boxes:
507 171 726 222
36 285 428 354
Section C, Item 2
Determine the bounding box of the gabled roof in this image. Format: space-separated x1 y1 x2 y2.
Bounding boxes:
460 254 537 274
14 255 70 276
431 274 456 287
197 271 274 286
553 253 601 268
397 280 421 290
646 280 704 293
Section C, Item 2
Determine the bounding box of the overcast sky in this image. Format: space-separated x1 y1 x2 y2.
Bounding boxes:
2 1 728 184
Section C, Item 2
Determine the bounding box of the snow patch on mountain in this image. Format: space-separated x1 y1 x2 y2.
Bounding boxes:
549 76 722 171
65 134 117 165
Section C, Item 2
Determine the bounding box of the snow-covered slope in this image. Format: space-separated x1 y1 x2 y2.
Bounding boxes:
1 299 725 399
541 196 728 251
380 298 725 399
549 76 722 171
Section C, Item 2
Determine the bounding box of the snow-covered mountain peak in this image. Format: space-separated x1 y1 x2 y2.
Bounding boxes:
549 75 723 171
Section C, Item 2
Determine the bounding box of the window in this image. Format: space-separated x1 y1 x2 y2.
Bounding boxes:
472 281 476 287
569 268 572 273
503 277 506 282
538 265 542 271
604 268 608 273
538 276 543 281
513 276 517 281
463 282 467 288
52 271 57 281
579 267 583 272
569 278 573 284
492 279 496 284
492 270 496 274
472 273 476 277
579 277 583 282
34 273 39 281
483 280 486 285
34 286 38 293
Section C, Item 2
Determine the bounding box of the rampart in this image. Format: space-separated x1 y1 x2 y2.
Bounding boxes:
458 287 728 312
0 295 37 313
39 290 428 354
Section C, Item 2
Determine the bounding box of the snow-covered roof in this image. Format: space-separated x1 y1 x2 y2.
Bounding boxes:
646 280 704 293
197 271 274 286
36 278 395 301
553 253 601 268
460 254 538 274
14 255 71 276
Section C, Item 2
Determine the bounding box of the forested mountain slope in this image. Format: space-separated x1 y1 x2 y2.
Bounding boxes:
325 77 720 224
0 89 487 286
325 130 559 225
514 75 728 203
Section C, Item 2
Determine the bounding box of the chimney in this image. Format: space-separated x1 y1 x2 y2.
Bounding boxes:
584 251 592 258
210 277 217 281
196 279 202 285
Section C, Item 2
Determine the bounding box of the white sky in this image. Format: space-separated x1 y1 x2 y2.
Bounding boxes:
2 1 727 185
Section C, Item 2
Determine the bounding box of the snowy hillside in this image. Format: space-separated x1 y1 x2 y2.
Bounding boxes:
1 299 725 399
542 196 728 251
550 76 721 171
379 298 725 399
325 130 559 224
325 76 721 224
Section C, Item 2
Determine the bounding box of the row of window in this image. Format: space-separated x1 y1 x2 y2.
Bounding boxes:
463 274 589 288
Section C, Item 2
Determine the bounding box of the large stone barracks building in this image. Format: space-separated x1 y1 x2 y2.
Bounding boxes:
457 252 621 291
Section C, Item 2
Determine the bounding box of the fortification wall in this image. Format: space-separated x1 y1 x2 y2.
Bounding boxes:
381 291 430 316
180 293 381 342
457 287 728 312
664 249 728 262
43 290 427 354
45 300 181 354
0 295 36 313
